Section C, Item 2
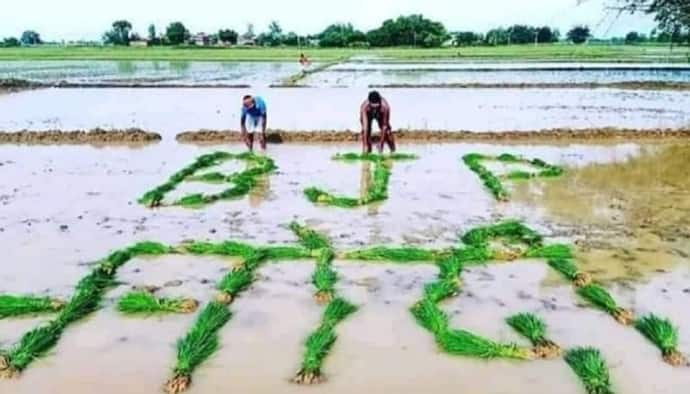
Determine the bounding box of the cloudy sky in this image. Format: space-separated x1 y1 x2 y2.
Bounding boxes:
1 0 655 41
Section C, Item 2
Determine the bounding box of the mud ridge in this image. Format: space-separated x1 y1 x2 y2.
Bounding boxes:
0 128 162 145
176 128 690 144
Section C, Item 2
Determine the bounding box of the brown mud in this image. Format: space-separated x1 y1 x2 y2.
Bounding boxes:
0 128 161 145
176 127 690 144
368 81 690 91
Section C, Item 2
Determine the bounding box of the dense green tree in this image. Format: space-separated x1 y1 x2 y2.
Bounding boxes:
454 31 481 46
20 30 42 45
1 37 21 47
103 20 132 45
148 24 157 41
507 25 536 44
625 31 642 43
218 29 238 45
367 14 447 47
318 23 366 47
567 25 591 44
485 28 510 45
536 26 560 43
165 22 189 45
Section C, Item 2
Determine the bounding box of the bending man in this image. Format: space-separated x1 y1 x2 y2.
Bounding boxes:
360 90 396 154
241 94 267 151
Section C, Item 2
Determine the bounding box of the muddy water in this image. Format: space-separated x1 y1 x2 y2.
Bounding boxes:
0 61 303 87
1 142 689 393
2 88 690 134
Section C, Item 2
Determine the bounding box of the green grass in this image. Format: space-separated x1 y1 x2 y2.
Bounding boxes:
0 295 64 319
344 246 442 262
166 302 231 393
294 298 357 384
0 44 685 62
565 347 614 394
117 292 198 315
138 151 275 208
289 222 332 250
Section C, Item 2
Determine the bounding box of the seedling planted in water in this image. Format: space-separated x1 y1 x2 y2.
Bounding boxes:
0 295 65 319
118 292 199 315
577 284 635 325
565 347 614 394
635 314 687 366
506 313 562 359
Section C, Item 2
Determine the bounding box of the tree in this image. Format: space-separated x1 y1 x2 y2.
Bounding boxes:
165 22 189 45
454 31 480 46
367 14 447 47
218 29 238 45
625 31 642 44
567 25 591 44
148 24 157 41
507 25 536 44
319 23 366 47
103 20 132 45
536 26 559 43
1 37 21 47
614 1 689 45
20 30 42 45
485 28 510 45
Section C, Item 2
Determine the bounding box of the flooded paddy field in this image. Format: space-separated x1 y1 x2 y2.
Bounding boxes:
2 87 690 133
2 57 690 394
1 139 689 394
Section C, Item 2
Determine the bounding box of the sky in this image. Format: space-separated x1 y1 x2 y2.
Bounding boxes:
1 0 656 41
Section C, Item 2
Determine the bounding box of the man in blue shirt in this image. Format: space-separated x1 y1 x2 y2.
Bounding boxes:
241 94 267 151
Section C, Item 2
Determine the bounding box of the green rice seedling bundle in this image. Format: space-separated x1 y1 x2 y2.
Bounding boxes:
118 292 199 315
423 280 460 304
577 284 634 325
452 246 493 265
437 329 533 360
565 347 614 394
261 246 312 261
462 154 509 201
294 298 357 385
1 322 63 377
410 299 450 335
635 315 687 366
313 249 337 304
461 220 542 248
548 259 592 287
437 255 464 280
165 302 231 394
289 222 332 250
0 295 65 319
506 313 561 359
344 246 441 263
526 244 573 260
182 241 255 259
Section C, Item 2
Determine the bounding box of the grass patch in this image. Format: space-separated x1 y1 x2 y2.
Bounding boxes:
294 298 357 385
0 295 64 319
305 152 416 208
506 313 562 359
565 347 614 394
577 284 634 325
635 314 687 366
165 302 231 394
138 151 275 208
118 292 199 315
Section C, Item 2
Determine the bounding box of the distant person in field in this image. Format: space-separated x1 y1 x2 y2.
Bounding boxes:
299 53 312 71
360 90 396 154
240 94 267 151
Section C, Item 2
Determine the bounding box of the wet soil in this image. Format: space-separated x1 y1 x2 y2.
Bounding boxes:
0 128 161 145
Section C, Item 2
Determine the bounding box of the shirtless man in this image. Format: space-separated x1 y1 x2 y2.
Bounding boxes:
360 91 396 154
240 94 267 151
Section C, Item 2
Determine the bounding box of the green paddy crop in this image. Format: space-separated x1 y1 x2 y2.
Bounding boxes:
344 246 443 263
118 292 199 315
506 313 562 359
305 152 416 208
139 151 275 208
462 153 564 201
635 315 687 366
0 295 65 319
565 347 614 394
577 284 635 325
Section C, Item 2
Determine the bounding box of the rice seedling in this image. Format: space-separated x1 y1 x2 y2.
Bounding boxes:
577 284 634 325
0 295 65 319
344 246 442 263
437 255 464 280
139 151 275 208
462 153 564 201
635 315 687 366
437 329 534 360
2 322 63 376
411 299 450 335
452 246 493 265
506 313 562 359
293 298 357 385
165 302 231 394
461 220 543 248
565 347 614 394
526 244 573 260
127 241 173 256
182 241 256 259
305 152 416 208
261 246 312 261
289 222 332 250
118 292 199 315
313 249 337 304
548 259 592 287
